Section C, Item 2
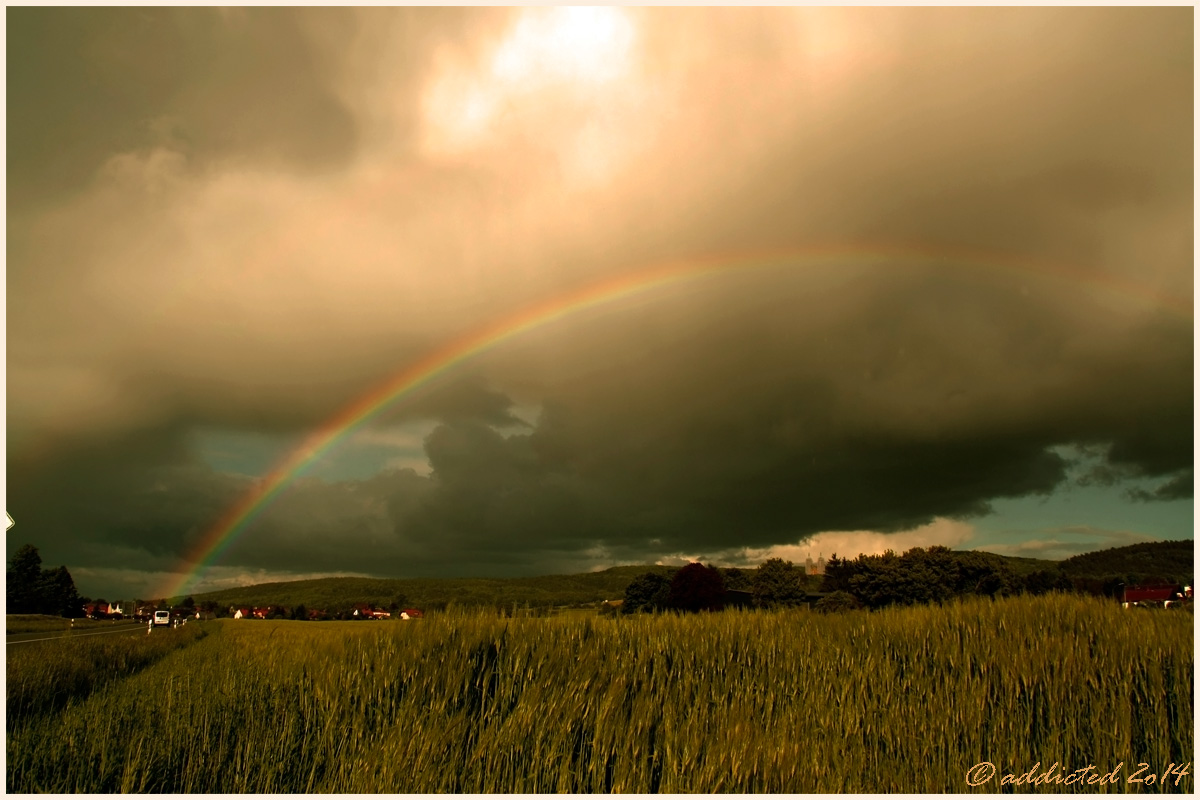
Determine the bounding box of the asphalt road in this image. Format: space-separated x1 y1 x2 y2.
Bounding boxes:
7 620 150 645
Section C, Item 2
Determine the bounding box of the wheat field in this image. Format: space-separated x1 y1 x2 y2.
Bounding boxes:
6 594 1192 793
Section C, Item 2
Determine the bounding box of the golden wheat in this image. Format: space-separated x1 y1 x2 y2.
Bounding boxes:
5 595 1192 793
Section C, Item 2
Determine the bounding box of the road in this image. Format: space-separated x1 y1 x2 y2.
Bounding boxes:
7 620 150 646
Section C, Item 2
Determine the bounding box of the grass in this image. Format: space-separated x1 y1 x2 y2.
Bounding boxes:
7 624 206 724
4 615 127 635
6 595 1193 793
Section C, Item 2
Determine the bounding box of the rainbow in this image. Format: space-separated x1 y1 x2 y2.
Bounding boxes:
159 242 1189 598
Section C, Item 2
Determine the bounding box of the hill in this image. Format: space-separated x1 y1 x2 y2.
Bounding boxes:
1058 539 1193 583
185 565 677 612
181 540 1192 611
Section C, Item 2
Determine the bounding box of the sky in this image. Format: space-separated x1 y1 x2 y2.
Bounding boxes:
5 7 1193 601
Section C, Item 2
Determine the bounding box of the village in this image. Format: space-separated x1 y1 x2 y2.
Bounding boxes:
78 600 425 623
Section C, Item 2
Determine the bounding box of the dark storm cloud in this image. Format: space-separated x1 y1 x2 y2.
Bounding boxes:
6 8 1192 589
1127 472 1194 504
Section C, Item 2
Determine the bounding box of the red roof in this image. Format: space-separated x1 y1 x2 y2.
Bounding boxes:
1124 585 1182 603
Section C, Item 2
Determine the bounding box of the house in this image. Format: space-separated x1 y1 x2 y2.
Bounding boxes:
84 601 124 619
723 590 754 608
350 603 392 620
1122 584 1192 608
400 608 424 620
232 607 251 619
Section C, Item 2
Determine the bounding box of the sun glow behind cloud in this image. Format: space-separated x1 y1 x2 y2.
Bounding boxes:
419 7 641 181
492 7 635 85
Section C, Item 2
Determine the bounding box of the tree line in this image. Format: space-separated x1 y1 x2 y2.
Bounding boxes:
617 558 849 614
619 544 1181 614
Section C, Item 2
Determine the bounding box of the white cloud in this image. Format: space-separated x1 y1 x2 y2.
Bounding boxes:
715 517 979 567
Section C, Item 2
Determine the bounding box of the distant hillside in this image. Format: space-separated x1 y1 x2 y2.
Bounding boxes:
181 540 1193 611
973 553 1058 576
185 565 677 611
1058 539 1193 583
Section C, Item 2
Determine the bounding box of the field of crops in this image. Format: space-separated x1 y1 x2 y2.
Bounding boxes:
5 614 124 636
6 594 1193 793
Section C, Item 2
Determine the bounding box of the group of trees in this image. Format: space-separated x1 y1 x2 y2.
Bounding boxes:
820 547 1031 610
818 546 1156 610
1058 539 1193 583
621 563 722 613
6 544 84 617
620 558 825 614
619 543 1171 616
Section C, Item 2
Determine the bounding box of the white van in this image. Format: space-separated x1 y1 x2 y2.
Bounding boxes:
153 610 171 627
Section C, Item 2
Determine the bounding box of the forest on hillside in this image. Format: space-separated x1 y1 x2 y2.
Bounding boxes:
1058 539 1193 583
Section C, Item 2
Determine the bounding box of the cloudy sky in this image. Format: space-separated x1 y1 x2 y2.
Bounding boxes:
6 7 1193 601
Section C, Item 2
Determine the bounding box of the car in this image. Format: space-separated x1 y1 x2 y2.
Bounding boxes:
153 610 171 627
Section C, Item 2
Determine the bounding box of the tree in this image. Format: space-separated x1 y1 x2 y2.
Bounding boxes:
40 566 83 617
721 567 752 591
668 562 725 612
846 551 913 609
814 591 861 613
291 604 309 621
955 551 1017 597
752 558 807 608
899 546 957 603
1023 569 1073 596
621 572 671 614
7 544 44 613
819 554 855 593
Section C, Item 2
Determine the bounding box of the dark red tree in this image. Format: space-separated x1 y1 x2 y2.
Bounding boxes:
668 562 726 612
